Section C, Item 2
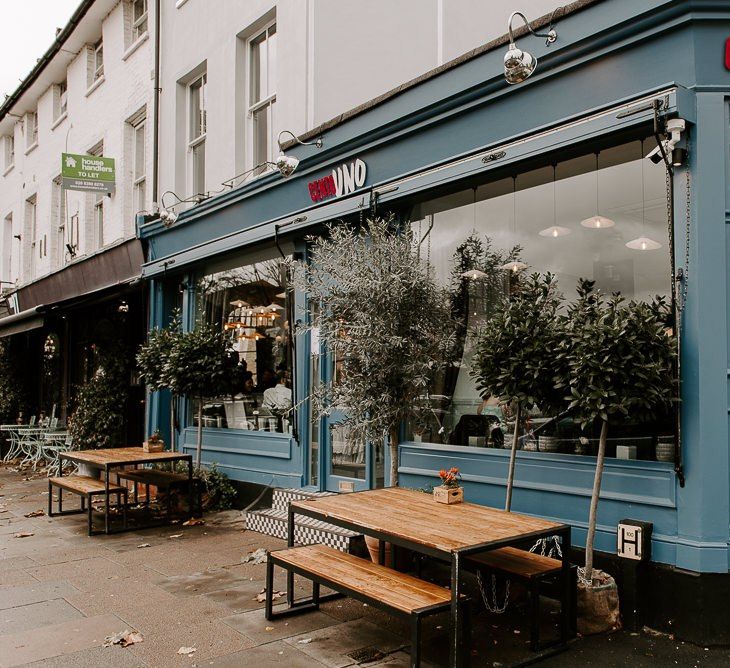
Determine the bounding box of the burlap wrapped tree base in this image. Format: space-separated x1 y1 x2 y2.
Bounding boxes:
577 569 622 635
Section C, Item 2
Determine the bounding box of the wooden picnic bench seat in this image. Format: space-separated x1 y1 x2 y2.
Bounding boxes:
48 476 128 536
115 468 201 515
267 543 468 667
466 546 577 651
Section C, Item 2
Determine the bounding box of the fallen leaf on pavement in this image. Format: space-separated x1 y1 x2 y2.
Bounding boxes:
265 626 275 632
104 629 143 647
298 638 313 644
13 532 33 538
24 510 45 518
254 589 284 603
168 534 183 539
137 543 151 549
177 647 197 655
241 547 267 564
182 518 205 526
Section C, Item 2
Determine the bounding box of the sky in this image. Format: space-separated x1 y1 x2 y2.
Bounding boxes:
0 0 80 99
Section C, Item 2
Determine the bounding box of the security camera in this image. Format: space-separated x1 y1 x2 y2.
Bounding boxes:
645 118 687 165
646 144 665 164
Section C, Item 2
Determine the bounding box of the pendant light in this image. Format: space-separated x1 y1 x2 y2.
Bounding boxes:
539 164 571 238
501 176 528 273
462 187 489 280
581 152 615 229
626 140 662 251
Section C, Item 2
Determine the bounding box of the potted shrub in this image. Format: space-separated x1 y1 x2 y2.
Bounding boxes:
471 272 566 511
143 430 164 453
561 280 676 633
293 216 455 563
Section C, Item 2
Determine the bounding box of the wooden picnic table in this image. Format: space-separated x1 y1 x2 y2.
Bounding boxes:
60 447 193 534
290 487 571 668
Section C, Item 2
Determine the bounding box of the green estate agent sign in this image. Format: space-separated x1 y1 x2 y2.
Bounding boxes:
61 152 115 194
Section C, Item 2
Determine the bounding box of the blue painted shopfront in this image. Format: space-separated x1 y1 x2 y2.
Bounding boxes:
139 0 730 576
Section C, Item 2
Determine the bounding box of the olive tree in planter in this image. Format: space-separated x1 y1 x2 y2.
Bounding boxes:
562 280 675 631
138 317 233 469
471 272 566 511
292 216 455 487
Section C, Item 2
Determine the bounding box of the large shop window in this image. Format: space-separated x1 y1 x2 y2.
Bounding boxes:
407 139 676 462
193 249 292 434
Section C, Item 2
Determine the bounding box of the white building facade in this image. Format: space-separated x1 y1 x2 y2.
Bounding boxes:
0 0 152 290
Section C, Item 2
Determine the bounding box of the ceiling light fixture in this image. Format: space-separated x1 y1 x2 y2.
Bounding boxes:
581 152 616 229
503 11 557 85
627 139 661 251
275 130 324 178
539 226 571 238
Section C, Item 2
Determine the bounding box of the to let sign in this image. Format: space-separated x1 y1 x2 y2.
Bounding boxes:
61 152 116 194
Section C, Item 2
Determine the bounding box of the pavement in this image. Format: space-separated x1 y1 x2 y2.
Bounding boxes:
1 465 729 667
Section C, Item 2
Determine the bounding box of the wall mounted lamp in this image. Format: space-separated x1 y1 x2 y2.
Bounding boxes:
275 130 323 178
504 11 557 85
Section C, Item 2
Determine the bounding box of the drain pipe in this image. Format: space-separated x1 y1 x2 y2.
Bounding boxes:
152 0 161 208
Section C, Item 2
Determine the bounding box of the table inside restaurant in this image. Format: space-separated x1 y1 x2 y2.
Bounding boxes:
59 447 193 534
290 487 571 667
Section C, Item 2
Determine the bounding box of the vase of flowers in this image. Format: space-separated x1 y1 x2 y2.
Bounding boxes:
433 467 464 504
143 430 165 453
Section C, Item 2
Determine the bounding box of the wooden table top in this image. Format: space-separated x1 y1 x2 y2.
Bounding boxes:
60 447 191 467
292 487 565 554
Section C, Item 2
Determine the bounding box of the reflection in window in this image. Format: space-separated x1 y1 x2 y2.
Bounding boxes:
193 254 292 434
408 140 676 461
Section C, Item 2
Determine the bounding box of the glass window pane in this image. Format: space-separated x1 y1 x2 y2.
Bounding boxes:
134 124 145 179
407 140 675 460
250 32 266 103
193 255 293 432
192 140 205 194
268 27 277 96
253 106 268 169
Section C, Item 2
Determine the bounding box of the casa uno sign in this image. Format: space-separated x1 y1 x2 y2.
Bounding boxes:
308 158 367 203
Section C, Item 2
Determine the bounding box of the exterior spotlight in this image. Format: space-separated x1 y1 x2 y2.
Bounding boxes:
671 147 687 167
275 130 323 178
504 11 557 85
158 208 178 227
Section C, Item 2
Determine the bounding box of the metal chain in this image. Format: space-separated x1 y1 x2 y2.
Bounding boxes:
477 570 510 614
679 161 691 314
529 535 563 559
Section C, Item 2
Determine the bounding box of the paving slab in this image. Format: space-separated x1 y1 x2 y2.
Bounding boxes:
209 639 327 667
24 645 146 668
283 618 407 668
222 605 339 644
0 599 84 635
0 581 80 611
0 613 125 667
126 618 255 665
150 568 250 597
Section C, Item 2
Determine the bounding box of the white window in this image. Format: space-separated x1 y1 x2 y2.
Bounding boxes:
2 213 12 283
52 177 66 268
95 193 104 247
248 23 277 174
3 135 13 170
132 0 148 41
26 112 38 149
93 39 104 81
133 119 146 211
26 196 37 278
188 73 207 195
69 213 80 255
55 80 68 119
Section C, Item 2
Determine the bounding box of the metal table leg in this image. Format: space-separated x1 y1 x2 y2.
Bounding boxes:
104 465 110 534
286 505 295 607
451 550 466 667
560 526 572 644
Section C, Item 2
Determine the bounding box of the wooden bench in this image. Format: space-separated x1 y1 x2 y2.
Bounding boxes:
466 546 577 651
48 476 128 536
115 468 201 517
267 544 468 668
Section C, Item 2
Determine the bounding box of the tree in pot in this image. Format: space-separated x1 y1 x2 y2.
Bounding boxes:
561 279 676 632
161 323 234 469
471 272 566 511
292 216 456 488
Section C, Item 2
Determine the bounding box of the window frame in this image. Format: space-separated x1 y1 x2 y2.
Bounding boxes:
57 80 68 119
3 134 14 171
132 118 147 211
26 112 38 149
93 39 104 82
132 0 148 42
188 73 207 196
246 21 277 175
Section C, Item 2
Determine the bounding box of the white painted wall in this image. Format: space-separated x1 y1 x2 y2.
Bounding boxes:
0 0 153 290
158 0 563 206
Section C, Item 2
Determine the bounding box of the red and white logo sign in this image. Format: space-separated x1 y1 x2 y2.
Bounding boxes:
308 159 367 203
725 38 730 70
